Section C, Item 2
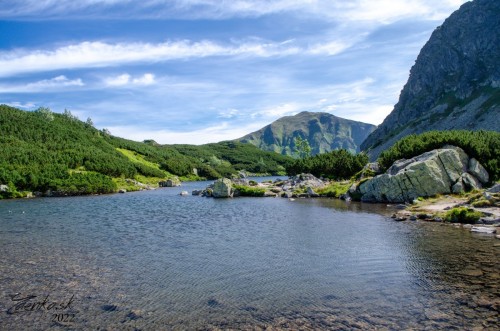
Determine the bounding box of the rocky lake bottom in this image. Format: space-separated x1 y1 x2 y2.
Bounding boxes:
0 180 498 330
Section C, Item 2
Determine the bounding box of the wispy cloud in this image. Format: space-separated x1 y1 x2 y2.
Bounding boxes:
0 40 301 77
104 73 155 86
0 75 84 93
218 108 240 119
251 103 301 119
3 101 37 109
0 0 468 21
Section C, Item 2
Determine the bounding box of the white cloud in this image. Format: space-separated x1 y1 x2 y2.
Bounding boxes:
104 73 156 87
0 40 300 77
0 75 84 93
331 104 394 125
132 73 155 85
29 75 84 88
105 73 131 86
251 103 301 119
107 121 267 145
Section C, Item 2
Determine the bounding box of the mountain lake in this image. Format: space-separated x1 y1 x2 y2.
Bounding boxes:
0 179 498 330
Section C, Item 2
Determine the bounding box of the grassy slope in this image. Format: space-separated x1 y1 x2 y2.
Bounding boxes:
0 105 292 197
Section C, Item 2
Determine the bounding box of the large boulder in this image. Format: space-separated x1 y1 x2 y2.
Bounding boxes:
359 146 487 203
212 178 233 198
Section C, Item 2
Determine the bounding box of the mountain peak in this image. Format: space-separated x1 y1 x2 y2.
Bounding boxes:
238 112 376 156
361 0 500 158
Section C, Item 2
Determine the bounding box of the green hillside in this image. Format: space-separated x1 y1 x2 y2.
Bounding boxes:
0 105 291 198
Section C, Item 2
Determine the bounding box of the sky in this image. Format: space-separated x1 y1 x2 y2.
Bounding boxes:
0 0 468 144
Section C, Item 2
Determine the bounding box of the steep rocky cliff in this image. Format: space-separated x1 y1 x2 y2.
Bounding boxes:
238 111 376 156
361 0 500 159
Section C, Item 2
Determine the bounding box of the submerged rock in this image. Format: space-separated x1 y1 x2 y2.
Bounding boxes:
470 226 496 234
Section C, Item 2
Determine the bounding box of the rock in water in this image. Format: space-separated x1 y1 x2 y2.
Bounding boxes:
470 227 496 234
212 178 233 198
359 146 487 203
159 177 181 187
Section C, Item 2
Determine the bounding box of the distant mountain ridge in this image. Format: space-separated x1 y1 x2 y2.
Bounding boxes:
361 0 500 159
238 111 376 156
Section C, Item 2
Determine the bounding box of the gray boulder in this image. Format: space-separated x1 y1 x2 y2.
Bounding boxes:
468 158 489 184
461 173 482 191
487 183 500 193
306 187 320 197
212 178 233 198
0 184 9 192
359 146 487 203
159 177 181 187
452 181 464 194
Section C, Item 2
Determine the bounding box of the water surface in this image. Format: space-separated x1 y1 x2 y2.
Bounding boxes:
0 181 498 330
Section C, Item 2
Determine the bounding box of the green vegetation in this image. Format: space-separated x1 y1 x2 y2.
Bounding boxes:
378 130 500 181
0 105 140 195
0 105 292 198
468 192 499 208
444 207 482 224
286 149 369 180
233 185 266 197
316 181 351 198
294 136 311 159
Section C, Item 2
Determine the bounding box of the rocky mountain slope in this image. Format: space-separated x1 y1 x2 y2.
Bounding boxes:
238 111 376 156
361 0 500 159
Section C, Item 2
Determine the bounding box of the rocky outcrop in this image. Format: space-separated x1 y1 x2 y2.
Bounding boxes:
361 0 500 159
159 177 181 187
238 111 376 156
212 178 234 198
195 173 327 199
359 146 489 203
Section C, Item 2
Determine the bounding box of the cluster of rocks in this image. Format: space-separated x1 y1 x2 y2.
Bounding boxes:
358 146 490 203
191 174 327 199
159 177 181 187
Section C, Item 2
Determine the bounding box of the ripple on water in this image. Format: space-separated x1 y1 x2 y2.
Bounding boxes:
0 186 499 330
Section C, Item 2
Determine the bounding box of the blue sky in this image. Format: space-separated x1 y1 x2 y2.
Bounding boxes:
0 0 467 144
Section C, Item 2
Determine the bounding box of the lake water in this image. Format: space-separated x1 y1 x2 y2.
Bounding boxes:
0 180 498 330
